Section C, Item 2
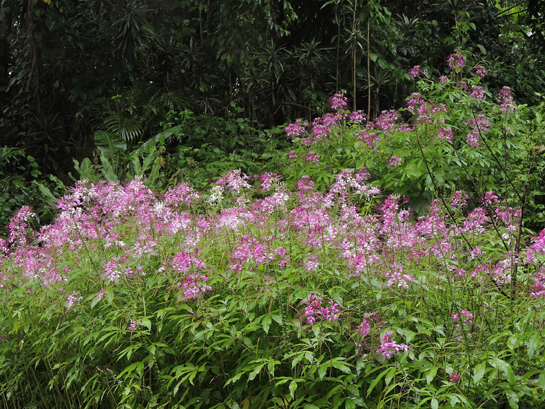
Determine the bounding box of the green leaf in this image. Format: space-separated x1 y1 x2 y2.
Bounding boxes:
538 372 545 390
248 363 265 381
289 380 298 397
506 389 519 409
99 154 119 182
431 398 439 409
330 358 351 374
473 362 486 384
94 130 126 162
318 363 328 380
140 318 151 331
385 367 396 385
367 366 390 397
490 358 516 387
225 371 244 386
426 366 438 385
118 361 144 378
262 315 272 334
527 333 540 359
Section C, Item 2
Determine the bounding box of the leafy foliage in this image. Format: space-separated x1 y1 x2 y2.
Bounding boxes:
2 167 545 407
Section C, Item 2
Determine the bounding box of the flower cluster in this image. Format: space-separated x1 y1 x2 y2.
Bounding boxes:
464 114 489 148
8 206 36 247
451 191 469 208
453 309 474 326
285 119 308 138
378 330 410 359
470 86 486 99
178 274 212 299
302 294 341 326
215 169 251 194
474 65 486 77
164 182 200 208
409 65 426 78
330 93 348 111
66 291 82 311
259 172 280 191
306 151 320 163
438 127 453 141
349 110 367 123
447 53 465 70
389 156 402 167
498 86 514 113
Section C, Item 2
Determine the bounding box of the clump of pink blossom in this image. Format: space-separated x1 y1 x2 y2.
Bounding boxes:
470 86 486 99
447 53 465 70
389 156 402 167
302 294 341 326
474 65 486 77
285 119 308 138
438 127 453 141
329 93 348 111
306 151 320 163
378 330 410 359
178 274 212 299
349 110 367 123
216 169 251 194
498 86 514 113
409 65 426 78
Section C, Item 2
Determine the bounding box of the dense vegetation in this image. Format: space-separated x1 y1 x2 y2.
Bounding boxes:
2 55 545 407
1 1 545 408
1 0 545 225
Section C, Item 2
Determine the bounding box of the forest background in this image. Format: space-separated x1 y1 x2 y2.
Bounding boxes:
1 0 545 230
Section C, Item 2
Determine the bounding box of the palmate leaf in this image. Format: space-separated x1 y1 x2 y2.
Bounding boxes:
132 125 182 157
94 130 126 162
104 114 143 144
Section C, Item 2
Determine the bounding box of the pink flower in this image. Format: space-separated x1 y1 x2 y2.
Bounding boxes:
449 373 460 383
349 110 367 123
260 172 279 191
329 93 348 111
389 156 402 167
482 191 500 207
438 128 453 141
456 81 468 89
302 294 341 325
470 86 486 99
439 76 450 84
8 206 36 247
178 274 212 299
474 65 486 77
451 191 468 208
306 151 320 163
67 291 82 311
215 169 251 194
409 65 426 78
285 119 307 137
498 86 514 113
359 320 371 337
447 53 464 70
378 331 410 359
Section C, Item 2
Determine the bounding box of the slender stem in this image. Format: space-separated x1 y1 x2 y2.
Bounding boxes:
352 0 357 111
367 18 371 118
415 129 509 298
